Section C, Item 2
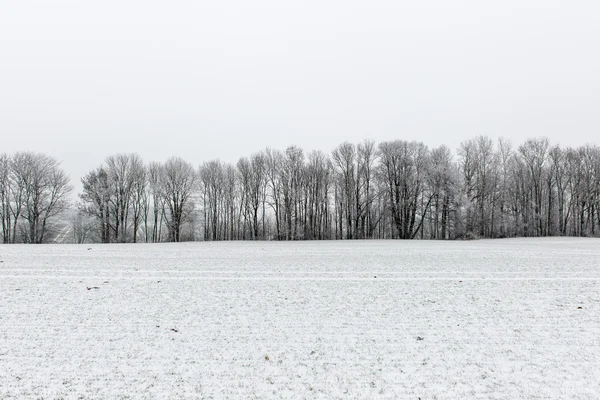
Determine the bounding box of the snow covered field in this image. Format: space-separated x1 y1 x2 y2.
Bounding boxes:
1 238 599 399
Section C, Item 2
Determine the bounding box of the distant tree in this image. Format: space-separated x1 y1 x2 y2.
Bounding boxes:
128 156 146 243
237 152 267 240
71 212 96 244
428 145 457 239
304 150 333 239
161 157 197 242
0 154 16 243
80 167 112 243
496 138 515 238
10 152 72 243
145 161 165 242
518 138 549 236
199 160 235 241
458 139 478 237
104 154 145 242
378 140 432 239
279 146 304 240
357 139 378 239
332 142 357 239
265 148 284 239
549 145 568 235
0 154 28 243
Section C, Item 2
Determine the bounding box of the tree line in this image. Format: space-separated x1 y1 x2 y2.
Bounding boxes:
2 136 600 243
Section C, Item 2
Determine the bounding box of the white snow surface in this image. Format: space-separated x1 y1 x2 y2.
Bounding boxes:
1 238 599 399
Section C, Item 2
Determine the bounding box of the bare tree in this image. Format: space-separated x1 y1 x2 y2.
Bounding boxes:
378 141 432 239
80 167 112 242
237 152 267 240
71 212 96 244
518 138 549 236
279 146 304 240
105 154 143 242
145 162 165 242
458 139 477 237
304 150 333 239
332 142 357 239
161 157 197 242
265 148 284 239
428 145 457 239
10 153 72 243
0 154 14 243
128 156 146 243
496 138 514 238
357 139 378 239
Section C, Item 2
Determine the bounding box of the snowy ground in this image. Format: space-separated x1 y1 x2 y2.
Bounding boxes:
1 238 599 399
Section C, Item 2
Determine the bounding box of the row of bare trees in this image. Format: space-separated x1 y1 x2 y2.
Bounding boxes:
2 137 599 243
459 137 600 238
0 152 71 243
72 137 600 243
78 155 197 243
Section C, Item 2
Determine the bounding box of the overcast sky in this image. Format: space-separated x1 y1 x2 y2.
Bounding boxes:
1 0 599 186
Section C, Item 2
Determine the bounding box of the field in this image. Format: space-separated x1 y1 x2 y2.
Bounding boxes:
1 238 599 399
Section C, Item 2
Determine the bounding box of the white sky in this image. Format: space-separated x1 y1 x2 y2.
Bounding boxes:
1 0 599 186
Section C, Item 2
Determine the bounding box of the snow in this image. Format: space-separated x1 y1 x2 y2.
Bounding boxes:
1 238 599 399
